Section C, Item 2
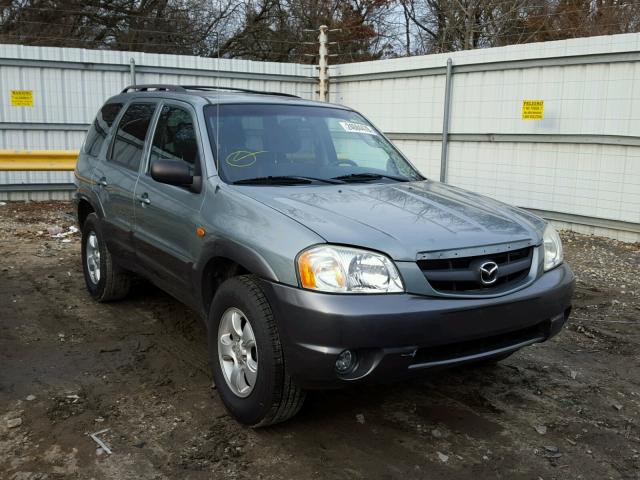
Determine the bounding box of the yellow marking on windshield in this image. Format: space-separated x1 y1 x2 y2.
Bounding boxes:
225 150 267 168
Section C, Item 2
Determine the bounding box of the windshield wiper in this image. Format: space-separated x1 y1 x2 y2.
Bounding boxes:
331 172 409 183
233 175 341 185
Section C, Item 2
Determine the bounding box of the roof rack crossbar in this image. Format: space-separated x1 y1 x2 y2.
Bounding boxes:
121 84 187 93
181 85 300 98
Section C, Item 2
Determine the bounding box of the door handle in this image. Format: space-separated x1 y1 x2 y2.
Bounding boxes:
138 193 151 206
98 177 108 187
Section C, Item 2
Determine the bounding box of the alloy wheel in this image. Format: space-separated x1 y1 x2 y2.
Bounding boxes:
218 307 258 397
85 231 101 284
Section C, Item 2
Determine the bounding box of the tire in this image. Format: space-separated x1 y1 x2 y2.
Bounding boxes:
208 275 305 427
81 213 131 302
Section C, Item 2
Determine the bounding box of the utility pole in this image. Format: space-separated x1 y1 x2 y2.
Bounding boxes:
129 58 136 86
440 58 453 183
318 25 329 102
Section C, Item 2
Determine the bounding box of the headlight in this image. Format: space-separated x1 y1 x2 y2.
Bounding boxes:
543 224 563 271
297 245 404 293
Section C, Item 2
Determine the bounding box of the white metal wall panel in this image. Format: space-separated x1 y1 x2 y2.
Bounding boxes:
334 33 640 78
446 142 640 224
448 62 640 136
0 44 315 150
333 33 640 238
391 139 640 241
0 125 84 199
0 190 72 201
391 139 441 178
334 75 445 134
0 44 315 199
0 130 86 150
333 34 640 137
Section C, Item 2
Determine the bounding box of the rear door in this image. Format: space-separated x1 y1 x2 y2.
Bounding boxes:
94 101 158 263
77 101 124 205
133 101 205 300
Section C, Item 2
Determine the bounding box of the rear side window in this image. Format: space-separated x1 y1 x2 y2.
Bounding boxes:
109 103 156 172
149 105 200 175
83 103 123 157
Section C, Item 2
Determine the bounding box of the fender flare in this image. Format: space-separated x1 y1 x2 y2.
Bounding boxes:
74 188 105 220
194 237 280 317
195 236 279 283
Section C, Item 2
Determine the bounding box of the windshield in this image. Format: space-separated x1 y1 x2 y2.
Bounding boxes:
204 104 424 185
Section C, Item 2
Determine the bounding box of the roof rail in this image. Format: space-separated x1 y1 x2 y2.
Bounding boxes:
121 84 300 98
181 86 300 98
121 84 187 93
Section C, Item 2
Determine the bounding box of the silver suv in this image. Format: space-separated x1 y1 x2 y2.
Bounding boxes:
74 84 574 426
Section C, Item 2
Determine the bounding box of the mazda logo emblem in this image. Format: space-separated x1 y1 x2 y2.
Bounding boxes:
479 261 499 285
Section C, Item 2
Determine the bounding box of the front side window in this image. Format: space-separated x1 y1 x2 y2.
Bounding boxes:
204 104 423 185
109 103 156 172
149 105 200 176
83 103 123 157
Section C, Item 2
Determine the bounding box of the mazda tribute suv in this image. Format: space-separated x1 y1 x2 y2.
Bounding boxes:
74 84 574 426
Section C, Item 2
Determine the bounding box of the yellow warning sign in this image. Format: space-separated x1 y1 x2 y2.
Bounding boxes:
10 90 34 107
522 100 543 120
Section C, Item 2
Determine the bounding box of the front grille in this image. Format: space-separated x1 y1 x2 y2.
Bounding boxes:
417 246 533 293
411 322 546 366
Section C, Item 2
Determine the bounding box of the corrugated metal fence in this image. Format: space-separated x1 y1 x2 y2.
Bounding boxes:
333 33 640 242
0 45 315 200
1 34 639 240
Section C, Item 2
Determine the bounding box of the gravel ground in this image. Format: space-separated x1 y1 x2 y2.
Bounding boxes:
1 201 639 480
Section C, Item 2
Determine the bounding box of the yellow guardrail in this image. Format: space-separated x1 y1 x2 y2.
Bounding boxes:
0 150 79 171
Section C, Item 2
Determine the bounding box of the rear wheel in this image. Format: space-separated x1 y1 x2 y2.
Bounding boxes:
81 213 131 302
208 275 305 427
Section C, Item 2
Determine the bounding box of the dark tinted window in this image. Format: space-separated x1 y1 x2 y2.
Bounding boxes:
205 104 423 184
149 105 200 175
109 103 156 172
83 103 123 157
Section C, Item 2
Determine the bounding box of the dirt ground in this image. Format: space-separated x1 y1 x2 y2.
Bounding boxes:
0 201 639 480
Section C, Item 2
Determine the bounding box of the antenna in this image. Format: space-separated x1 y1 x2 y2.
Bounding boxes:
215 32 220 178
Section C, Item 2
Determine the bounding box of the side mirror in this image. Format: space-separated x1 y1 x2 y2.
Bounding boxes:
150 159 201 192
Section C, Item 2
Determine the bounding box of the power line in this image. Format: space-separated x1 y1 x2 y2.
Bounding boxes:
2 19 214 38
0 4 228 23
0 35 316 62
2 20 311 46
0 34 199 48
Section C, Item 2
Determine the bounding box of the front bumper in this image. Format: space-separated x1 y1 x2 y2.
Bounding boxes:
260 263 574 389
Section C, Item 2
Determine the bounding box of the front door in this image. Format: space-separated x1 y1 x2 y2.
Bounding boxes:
133 101 205 300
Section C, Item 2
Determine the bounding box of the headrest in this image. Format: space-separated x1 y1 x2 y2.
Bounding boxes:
174 123 198 164
219 117 246 150
268 119 301 154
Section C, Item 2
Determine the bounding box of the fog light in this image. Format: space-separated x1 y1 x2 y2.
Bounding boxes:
335 349 356 374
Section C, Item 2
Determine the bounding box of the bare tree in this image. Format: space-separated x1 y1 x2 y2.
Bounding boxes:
0 0 241 55
398 0 640 55
521 0 640 43
398 0 537 53
218 0 393 63
1 0 639 61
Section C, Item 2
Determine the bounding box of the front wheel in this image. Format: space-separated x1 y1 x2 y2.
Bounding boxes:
208 275 305 427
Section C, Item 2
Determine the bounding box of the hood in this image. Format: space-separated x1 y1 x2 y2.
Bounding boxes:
239 180 545 261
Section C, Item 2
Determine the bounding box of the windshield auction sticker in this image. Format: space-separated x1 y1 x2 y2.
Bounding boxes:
339 121 377 135
521 100 544 120
10 90 34 107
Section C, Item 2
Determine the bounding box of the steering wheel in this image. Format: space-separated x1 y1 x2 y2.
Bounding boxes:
329 158 357 167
